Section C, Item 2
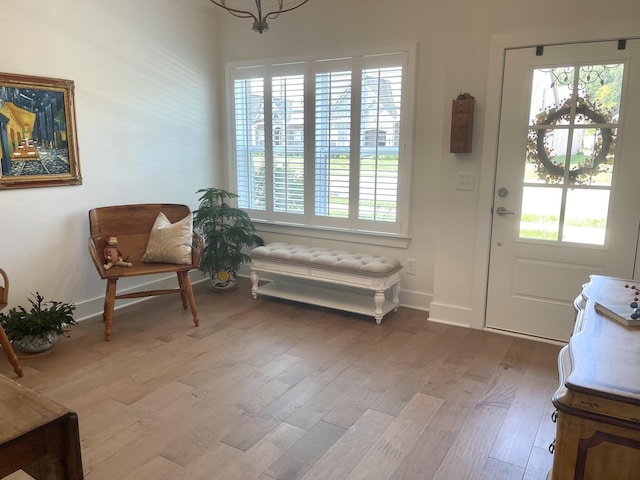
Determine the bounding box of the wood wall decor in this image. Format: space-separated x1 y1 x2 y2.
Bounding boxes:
450 93 474 153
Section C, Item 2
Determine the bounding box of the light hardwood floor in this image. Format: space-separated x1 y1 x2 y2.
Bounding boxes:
2 278 562 480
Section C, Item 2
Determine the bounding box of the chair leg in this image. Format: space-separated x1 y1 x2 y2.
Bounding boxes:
176 272 188 309
0 325 22 377
177 272 199 327
104 279 117 341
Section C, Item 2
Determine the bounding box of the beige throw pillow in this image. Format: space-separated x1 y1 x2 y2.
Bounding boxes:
141 212 193 264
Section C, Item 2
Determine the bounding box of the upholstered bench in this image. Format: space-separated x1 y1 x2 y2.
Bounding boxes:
250 242 402 323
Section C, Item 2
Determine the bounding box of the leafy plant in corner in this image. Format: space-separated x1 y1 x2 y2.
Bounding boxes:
0 292 76 353
193 188 264 289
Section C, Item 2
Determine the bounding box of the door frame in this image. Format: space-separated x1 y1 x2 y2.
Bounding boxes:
471 25 640 336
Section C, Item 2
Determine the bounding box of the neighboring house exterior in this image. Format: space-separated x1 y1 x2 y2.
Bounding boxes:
247 74 400 149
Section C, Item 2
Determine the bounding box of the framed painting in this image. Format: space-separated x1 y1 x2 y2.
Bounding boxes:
0 72 82 189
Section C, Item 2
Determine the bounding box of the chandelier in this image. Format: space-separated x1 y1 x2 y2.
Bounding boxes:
209 0 311 34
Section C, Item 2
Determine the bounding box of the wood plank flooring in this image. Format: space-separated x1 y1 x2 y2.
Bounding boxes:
1 277 562 480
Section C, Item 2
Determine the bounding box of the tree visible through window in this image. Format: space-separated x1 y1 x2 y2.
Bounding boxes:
228 49 414 236
522 63 623 244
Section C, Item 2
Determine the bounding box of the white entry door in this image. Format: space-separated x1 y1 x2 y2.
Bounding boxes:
486 40 640 342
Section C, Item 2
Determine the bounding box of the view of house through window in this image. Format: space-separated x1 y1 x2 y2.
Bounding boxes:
228 50 413 236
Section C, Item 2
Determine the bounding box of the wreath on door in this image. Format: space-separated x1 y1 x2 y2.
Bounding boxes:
526 97 616 185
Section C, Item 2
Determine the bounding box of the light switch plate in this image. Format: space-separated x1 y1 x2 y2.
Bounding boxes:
456 172 475 191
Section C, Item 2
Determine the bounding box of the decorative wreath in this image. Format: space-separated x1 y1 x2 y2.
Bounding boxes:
527 97 615 185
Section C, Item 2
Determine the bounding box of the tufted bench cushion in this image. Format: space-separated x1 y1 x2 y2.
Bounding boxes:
251 243 403 278
250 242 402 324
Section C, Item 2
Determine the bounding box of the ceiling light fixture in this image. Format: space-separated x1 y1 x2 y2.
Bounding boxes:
209 0 310 34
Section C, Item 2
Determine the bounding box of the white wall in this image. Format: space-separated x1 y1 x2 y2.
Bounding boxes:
3 0 640 329
0 0 220 318
215 0 640 327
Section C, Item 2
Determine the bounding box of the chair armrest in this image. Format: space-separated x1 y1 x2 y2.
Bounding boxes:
0 267 8 309
191 232 204 269
88 235 108 278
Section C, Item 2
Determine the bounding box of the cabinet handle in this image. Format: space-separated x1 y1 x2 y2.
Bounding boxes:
551 410 558 423
549 439 556 454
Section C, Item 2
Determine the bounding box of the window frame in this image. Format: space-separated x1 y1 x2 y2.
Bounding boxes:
225 45 416 241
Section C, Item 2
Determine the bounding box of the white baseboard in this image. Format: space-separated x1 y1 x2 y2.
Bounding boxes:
427 301 472 328
75 270 432 324
74 271 208 322
397 289 431 312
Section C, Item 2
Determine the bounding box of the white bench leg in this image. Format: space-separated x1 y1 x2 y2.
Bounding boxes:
374 290 385 324
392 282 400 312
250 269 259 299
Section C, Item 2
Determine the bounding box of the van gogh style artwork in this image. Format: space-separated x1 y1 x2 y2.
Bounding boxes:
0 73 81 189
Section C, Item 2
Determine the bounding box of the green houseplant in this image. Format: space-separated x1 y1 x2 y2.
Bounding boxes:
193 188 264 290
0 292 76 353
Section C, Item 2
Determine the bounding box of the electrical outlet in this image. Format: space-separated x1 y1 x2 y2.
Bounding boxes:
406 258 416 275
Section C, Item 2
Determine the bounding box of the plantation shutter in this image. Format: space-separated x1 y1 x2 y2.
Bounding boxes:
228 49 413 236
234 71 266 211
272 73 305 215
358 65 403 223
314 70 352 219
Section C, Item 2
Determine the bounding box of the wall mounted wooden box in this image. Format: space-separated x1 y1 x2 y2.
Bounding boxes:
450 94 474 153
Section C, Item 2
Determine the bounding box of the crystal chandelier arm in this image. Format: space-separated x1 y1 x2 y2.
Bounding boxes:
208 0 258 20
263 0 311 20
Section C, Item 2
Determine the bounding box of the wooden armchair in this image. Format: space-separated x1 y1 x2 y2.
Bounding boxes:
0 268 23 377
88 204 204 341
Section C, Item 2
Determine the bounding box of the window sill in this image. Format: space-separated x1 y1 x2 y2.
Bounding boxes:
253 220 411 249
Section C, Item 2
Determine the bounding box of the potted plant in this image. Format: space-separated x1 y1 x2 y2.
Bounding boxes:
0 292 76 353
193 187 264 290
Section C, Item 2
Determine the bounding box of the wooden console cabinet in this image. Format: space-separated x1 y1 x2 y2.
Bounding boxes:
0 374 83 479
550 275 640 479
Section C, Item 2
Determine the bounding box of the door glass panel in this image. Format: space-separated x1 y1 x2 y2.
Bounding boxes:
529 67 574 122
521 62 623 244
563 189 609 244
570 127 615 186
520 186 562 241
575 64 624 125
525 128 564 185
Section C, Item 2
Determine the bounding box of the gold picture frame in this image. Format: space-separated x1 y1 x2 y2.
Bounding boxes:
0 72 82 189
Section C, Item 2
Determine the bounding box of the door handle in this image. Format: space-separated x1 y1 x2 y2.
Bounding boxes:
496 206 516 216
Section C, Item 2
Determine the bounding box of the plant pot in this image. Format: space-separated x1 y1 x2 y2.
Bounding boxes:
13 332 58 353
211 270 237 291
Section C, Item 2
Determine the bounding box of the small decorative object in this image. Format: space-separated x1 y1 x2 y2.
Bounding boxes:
0 72 82 189
526 96 615 185
193 188 264 290
625 283 640 301
0 292 76 353
103 235 133 270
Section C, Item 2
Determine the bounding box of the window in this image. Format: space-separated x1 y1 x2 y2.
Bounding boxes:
228 48 415 236
521 63 623 244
